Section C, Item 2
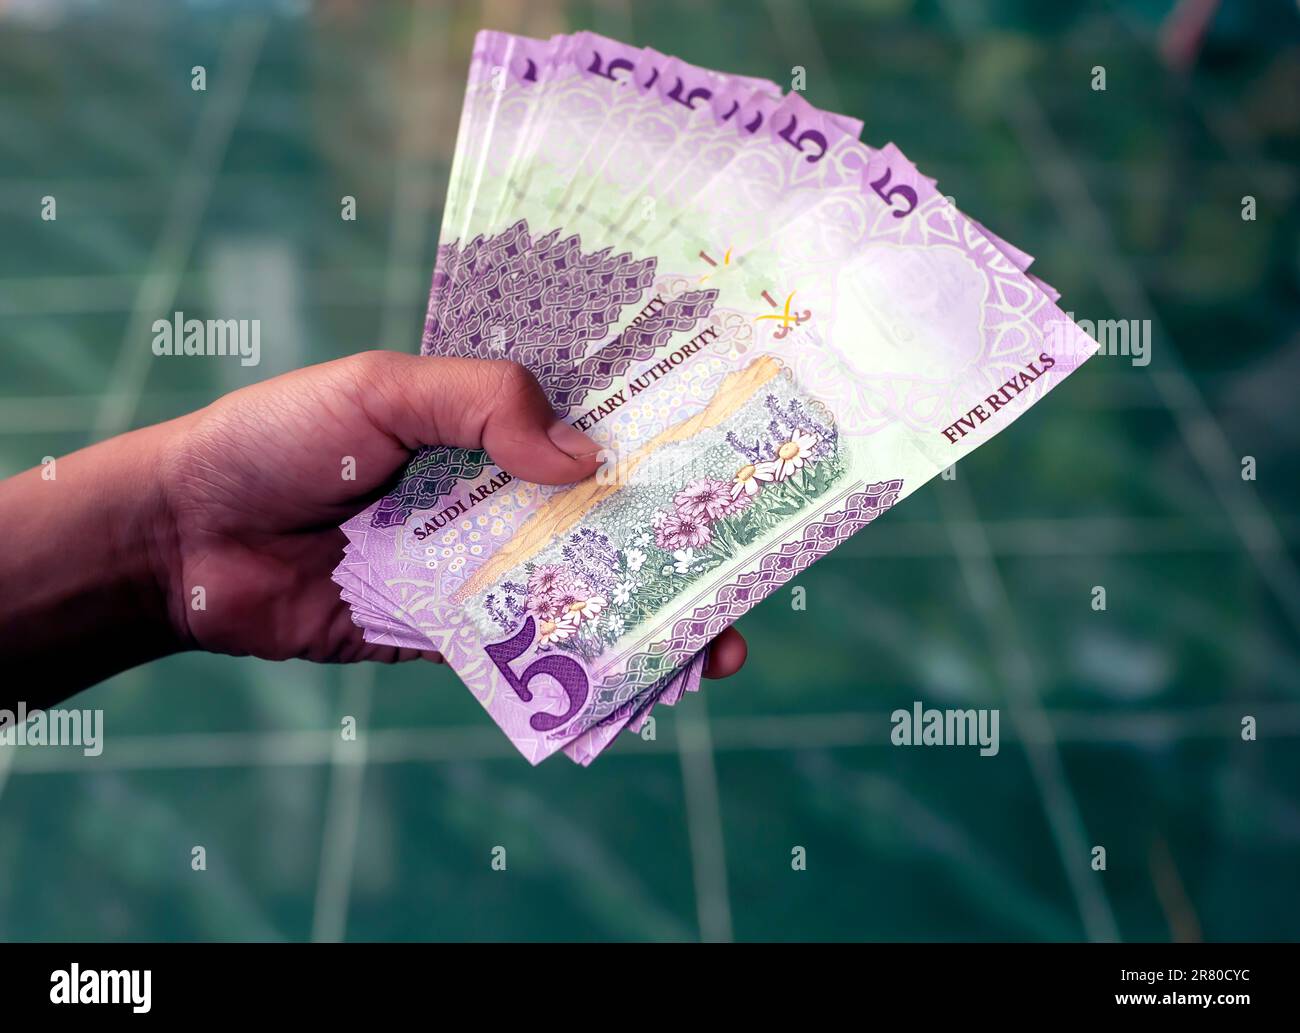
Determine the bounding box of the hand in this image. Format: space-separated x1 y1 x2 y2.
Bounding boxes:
160 350 748 673
0 352 746 708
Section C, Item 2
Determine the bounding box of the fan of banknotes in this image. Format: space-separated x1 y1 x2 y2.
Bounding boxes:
332 29 1098 765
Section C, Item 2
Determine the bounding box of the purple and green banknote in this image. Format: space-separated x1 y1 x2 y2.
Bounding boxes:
332 29 1099 765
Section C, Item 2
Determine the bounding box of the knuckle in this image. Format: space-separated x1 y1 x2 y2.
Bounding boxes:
349 349 400 388
488 358 536 400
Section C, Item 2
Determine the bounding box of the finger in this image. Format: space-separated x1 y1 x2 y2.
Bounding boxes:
356 352 601 486
345 640 445 665
702 626 747 679
397 648 444 664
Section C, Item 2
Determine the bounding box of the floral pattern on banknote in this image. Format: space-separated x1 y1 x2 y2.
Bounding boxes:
473 377 846 670
598 476 905 698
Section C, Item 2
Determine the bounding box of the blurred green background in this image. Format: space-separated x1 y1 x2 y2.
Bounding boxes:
1 0 1298 942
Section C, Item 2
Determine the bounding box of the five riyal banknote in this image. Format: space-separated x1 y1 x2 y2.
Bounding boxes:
332 29 1099 764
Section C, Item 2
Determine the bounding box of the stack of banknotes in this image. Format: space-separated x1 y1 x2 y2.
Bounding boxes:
333 29 1099 765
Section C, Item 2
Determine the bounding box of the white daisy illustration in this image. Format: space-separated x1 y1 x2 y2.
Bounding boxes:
769 429 820 480
537 614 577 646
730 461 775 498
565 595 606 622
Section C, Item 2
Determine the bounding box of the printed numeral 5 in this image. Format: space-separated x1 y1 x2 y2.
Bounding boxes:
869 167 917 218
484 617 590 732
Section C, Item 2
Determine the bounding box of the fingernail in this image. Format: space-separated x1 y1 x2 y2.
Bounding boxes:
547 419 601 460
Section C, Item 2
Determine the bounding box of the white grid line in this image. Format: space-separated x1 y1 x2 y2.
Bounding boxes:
793 0 1114 943
940 478 1121 942
311 666 373 943
0 18 267 818
938 0 1297 938
305 0 450 943
6 701 1296 772
765 0 842 109
89 17 269 442
676 699 734 942
1003 91 1300 634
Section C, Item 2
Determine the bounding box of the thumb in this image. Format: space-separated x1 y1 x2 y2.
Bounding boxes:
357 352 602 485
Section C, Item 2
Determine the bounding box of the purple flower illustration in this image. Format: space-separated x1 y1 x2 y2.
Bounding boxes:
655 509 713 551
727 395 838 470
526 592 562 621
485 581 528 632
560 527 619 596
527 564 567 600
523 563 598 627
720 485 755 515
725 431 768 466
673 478 732 523
765 394 837 461
550 576 592 613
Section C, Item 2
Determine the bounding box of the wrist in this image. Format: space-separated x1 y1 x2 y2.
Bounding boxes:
0 419 191 704
122 418 194 656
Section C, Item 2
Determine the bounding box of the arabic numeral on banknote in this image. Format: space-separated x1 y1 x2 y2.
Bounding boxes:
775 115 828 162
869 166 918 218
484 616 590 733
